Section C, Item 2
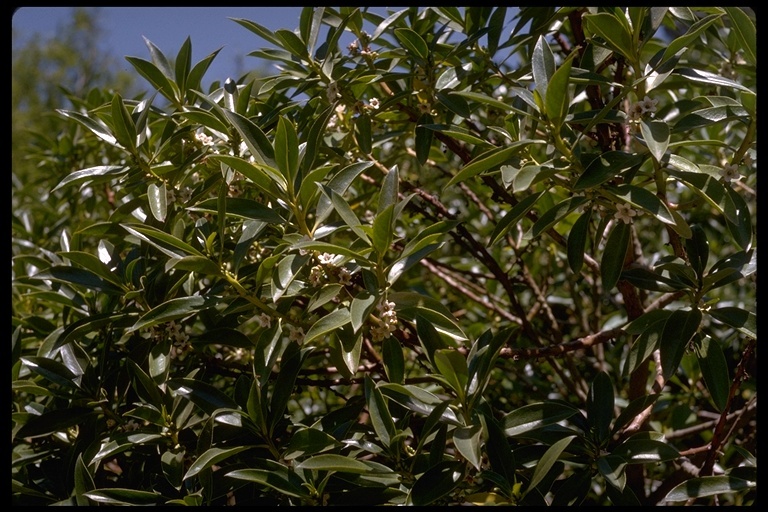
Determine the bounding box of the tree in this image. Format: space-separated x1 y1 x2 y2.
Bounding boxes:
12 7 755 506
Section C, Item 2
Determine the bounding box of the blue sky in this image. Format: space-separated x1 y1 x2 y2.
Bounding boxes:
12 7 395 89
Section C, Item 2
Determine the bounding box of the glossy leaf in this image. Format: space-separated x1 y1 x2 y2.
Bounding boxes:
583 12 635 61
131 295 221 332
225 467 310 499
410 461 466 506
444 140 545 189
567 210 591 273
545 53 574 127
415 113 434 164
695 336 730 412
184 446 251 481
573 151 645 191
707 307 756 339
659 308 702 381
453 424 483 470
639 119 670 163
84 489 161 505
724 8 756 66
394 27 428 61
364 375 396 449
502 402 580 437
355 113 372 154
527 435 575 496
587 371 614 445
665 475 755 502
532 35 555 101
304 307 351 344
188 197 285 223
434 349 468 403
283 427 340 460
531 195 588 239
381 337 404 384
600 221 630 291
490 191 543 245
613 438 680 464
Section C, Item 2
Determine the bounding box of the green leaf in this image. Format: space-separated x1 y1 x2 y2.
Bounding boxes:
125 57 179 105
724 186 752 250
532 35 555 102
350 291 377 333
206 154 285 199
601 221 630 291
131 295 221 332
661 14 724 65
283 427 341 460
372 204 395 256
304 307 351 344
673 68 754 94
502 402 580 437
527 436 575 496
220 108 276 165
624 318 666 376
314 161 374 228
122 223 204 258
110 93 137 154
15 406 94 438
394 28 429 61
167 378 241 426
275 116 299 185
434 349 468 403
574 151 645 191
490 191 543 246
531 196 588 239
74 453 95 506
51 164 128 192
613 438 680 464
225 467 310 499
84 488 161 505
147 182 167 222
598 454 627 492
410 461 466 506
378 165 399 214
161 449 185 491
415 113 434 164
545 53 575 127
364 375 396 449
567 210 591 273
724 8 756 66
55 110 119 147
607 184 677 226
583 12 635 61
295 454 381 474
707 307 756 339
381 337 405 384
188 197 285 223
90 432 165 465
32 266 124 295
665 167 737 224
659 308 702 381
665 475 755 503
611 394 660 436
639 119 670 163
268 342 309 433
685 224 709 279
587 371 614 444
453 424 483 470
444 140 545 189
184 446 250 481
355 113 372 154
695 336 730 412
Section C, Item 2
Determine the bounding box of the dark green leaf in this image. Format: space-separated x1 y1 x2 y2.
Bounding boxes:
410 461 465 506
665 475 755 503
225 467 310 499
184 446 251 481
131 295 221 332
601 221 630 291
574 151 645 191
695 336 730 412
394 28 428 61
444 140 545 189
545 53 574 127
724 8 756 66
15 406 93 438
613 438 680 464
188 197 285 223
355 114 372 154
707 307 755 339
527 436 575 496
567 210 591 273
583 12 635 60
490 191 543 246
84 488 161 505
639 119 670 163
453 424 483 470
283 427 340 460
659 308 702 381
532 35 555 101
381 337 404 384
415 113 434 164
587 371 614 444
275 116 299 184
32 266 124 295
364 375 396 449
532 196 588 239
52 164 127 192
502 402 579 437
304 307 351 344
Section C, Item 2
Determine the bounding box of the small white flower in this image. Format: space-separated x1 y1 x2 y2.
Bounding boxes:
719 163 742 183
417 102 432 114
368 97 380 110
287 325 305 343
337 267 352 286
347 40 360 56
639 95 658 115
309 265 325 287
195 131 214 146
256 313 272 328
614 203 638 224
318 253 335 265
326 81 340 103
103 459 123 476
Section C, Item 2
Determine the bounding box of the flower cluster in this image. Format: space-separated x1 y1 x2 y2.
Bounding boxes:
195 130 215 146
627 95 659 121
719 163 742 184
165 321 191 360
309 252 354 288
371 299 398 342
614 202 638 224
287 324 305 343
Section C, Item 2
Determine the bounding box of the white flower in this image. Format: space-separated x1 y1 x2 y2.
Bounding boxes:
326 81 340 103
309 265 325 287
287 325 305 343
347 40 360 56
195 131 214 146
337 267 352 286
371 322 396 341
256 313 272 328
417 102 432 114
318 252 335 265
103 459 123 475
368 97 380 110
639 95 658 115
719 163 742 183
614 203 638 224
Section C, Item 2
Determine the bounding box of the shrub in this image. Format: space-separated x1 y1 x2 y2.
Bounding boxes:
12 7 756 506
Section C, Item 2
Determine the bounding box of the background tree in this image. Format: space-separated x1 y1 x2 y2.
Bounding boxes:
12 7 755 506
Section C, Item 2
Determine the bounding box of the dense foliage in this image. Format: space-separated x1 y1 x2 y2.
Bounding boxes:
12 7 756 506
